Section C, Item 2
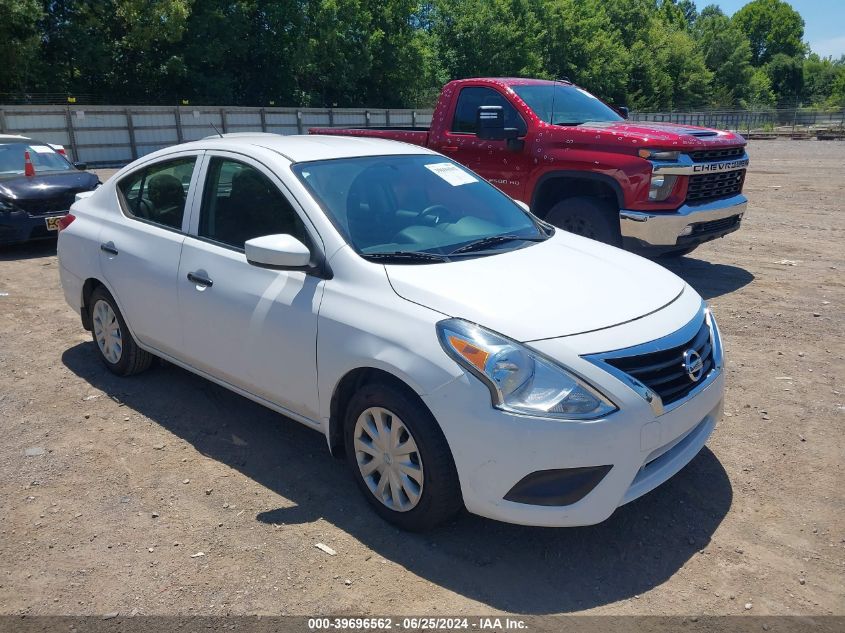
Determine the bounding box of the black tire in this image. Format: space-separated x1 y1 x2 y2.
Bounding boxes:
660 245 698 258
344 382 463 531
88 286 154 376
546 196 622 247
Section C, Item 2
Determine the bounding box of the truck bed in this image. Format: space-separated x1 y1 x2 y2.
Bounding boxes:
308 126 430 147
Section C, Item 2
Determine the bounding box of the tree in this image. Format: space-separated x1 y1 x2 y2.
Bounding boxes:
695 10 754 106
802 54 844 107
431 0 545 80
0 0 42 94
541 0 629 104
733 0 805 65
747 67 776 107
765 52 804 105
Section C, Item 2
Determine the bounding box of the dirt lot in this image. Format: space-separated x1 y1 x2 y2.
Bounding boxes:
0 140 843 618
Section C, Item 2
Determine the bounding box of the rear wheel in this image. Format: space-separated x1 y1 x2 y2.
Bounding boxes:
546 196 622 247
89 286 153 376
344 382 462 531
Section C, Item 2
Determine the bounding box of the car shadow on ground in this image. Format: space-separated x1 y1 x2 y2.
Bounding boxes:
657 255 754 301
62 341 733 614
0 239 57 261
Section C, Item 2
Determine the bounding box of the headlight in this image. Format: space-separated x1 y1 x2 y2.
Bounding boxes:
639 149 680 161
437 318 617 420
648 174 678 201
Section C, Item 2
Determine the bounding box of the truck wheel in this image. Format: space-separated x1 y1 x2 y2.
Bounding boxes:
344 382 463 531
89 286 154 376
546 197 622 247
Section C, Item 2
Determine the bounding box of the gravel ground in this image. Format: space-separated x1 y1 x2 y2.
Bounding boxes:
0 140 843 617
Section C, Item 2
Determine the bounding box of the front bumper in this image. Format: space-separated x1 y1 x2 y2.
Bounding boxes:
0 210 67 245
619 194 747 252
421 302 725 528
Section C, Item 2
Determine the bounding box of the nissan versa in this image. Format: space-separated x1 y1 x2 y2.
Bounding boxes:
57 134 724 531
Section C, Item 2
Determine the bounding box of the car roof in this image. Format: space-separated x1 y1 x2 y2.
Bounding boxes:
177 133 437 163
0 134 33 142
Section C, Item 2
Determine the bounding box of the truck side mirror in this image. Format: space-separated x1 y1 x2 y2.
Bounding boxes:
476 105 520 141
616 106 629 119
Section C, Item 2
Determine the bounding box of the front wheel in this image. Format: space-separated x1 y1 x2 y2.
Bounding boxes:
89 286 153 376
545 196 622 247
344 382 462 531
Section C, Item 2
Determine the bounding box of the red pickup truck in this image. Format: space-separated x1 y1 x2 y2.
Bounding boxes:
310 77 749 256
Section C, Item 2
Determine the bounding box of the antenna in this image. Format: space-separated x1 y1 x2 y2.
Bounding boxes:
210 122 224 138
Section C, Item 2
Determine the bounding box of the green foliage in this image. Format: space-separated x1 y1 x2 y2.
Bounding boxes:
0 0 42 93
732 0 805 65
6 0 844 112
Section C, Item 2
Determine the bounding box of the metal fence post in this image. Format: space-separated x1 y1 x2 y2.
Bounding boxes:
0 108 6 133
412 111 416 128
296 110 303 134
329 108 334 128
365 110 370 128
220 108 228 133
260 108 267 132
175 106 184 143
65 106 79 162
125 108 138 160
385 109 391 126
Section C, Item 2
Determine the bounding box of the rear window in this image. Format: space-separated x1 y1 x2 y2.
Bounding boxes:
0 142 72 175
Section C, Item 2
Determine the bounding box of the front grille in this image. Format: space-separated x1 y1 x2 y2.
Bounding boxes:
604 319 714 406
688 147 745 162
686 169 745 203
16 193 77 215
689 214 741 236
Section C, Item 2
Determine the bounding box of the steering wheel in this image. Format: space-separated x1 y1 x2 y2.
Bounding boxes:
419 204 453 226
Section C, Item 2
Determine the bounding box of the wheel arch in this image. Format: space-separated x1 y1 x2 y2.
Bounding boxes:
531 171 624 219
327 366 437 459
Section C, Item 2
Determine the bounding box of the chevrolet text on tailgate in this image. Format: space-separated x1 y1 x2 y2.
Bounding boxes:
58 134 725 531
310 78 749 257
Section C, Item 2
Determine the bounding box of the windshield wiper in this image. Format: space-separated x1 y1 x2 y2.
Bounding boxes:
450 234 547 255
361 251 449 263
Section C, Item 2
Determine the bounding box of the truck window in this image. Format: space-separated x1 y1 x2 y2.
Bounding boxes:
452 87 527 136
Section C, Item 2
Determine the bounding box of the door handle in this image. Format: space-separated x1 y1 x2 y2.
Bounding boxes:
441 146 460 152
187 271 213 288
100 242 118 256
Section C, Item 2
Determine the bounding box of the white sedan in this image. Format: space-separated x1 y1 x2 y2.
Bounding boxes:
57 134 724 531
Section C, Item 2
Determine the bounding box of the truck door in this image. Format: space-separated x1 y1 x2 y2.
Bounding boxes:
431 86 531 201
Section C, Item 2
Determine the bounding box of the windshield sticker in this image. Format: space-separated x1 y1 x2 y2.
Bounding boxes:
29 145 55 154
425 162 478 186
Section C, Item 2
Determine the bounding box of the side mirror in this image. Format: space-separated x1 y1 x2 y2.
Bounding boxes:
245 234 311 269
616 106 629 119
73 162 88 170
514 200 530 213
476 105 520 141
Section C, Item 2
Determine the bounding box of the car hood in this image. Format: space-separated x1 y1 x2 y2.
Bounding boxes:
0 171 99 201
385 232 686 342
572 120 746 147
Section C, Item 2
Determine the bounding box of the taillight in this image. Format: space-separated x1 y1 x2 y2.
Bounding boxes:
56 148 67 156
57 214 76 232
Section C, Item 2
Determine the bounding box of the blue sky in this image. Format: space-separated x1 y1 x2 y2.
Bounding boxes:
712 0 845 59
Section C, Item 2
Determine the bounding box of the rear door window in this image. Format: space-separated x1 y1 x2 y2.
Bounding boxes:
117 157 197 231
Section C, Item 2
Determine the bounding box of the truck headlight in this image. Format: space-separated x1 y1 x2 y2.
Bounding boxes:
649 174 677 201
639 149 680 161
437 318 617 420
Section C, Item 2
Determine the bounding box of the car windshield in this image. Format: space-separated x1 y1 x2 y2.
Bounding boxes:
0 142 73 176
513 84 623 126
293 155 548 261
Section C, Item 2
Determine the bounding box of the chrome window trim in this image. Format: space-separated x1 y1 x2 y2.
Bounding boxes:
583 303 723 417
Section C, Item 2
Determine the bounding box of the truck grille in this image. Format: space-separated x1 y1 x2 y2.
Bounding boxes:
688 147 745 162
686 169 745 203
15 193 77 216
604 320 714 406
